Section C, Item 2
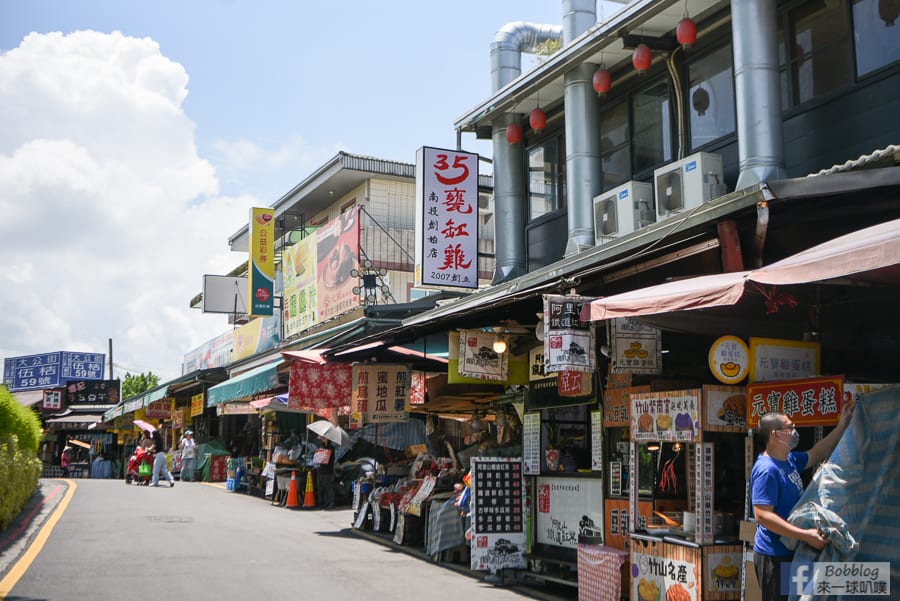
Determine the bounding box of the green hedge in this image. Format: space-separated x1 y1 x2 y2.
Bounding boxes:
0 385 43 530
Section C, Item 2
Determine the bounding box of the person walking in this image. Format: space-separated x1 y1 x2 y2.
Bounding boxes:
149 429 175 488
316 437 335 509
179 429 197 482
60 445 73 477
750 405 852 601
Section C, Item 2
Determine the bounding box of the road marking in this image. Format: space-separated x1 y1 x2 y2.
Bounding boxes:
0 479 77 599
0 483 63 550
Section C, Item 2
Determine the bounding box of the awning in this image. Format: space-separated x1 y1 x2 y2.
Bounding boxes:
12 390 45 407
45 413 105 426
249 393 306 413
584 218 900 320
207 359 285 406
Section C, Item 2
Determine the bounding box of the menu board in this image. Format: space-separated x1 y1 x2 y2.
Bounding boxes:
523 412 541 475
535 476 604 549
591 410 603 471
631 389 701 442
470 458 525 571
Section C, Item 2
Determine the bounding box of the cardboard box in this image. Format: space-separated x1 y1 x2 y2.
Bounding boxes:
745 559 761 601
739 520 757 543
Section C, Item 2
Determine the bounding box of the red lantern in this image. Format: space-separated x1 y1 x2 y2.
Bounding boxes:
529 108 547 133
677 17 698 49
506 122 523 144
632 43 652 74
592 68 612 97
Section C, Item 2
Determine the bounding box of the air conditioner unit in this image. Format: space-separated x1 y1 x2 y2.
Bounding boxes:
653 152 725 220
593 181 656 245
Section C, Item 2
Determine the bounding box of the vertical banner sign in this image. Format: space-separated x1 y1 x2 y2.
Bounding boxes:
591 409 603 471
249 207 275 316
695 442 715 545
191 393 205 417
282 232 318 338
317 208 360 322
415 147 479 289
543 295 595 373
470 458 525 571
523 412 541 474
352 364 411 423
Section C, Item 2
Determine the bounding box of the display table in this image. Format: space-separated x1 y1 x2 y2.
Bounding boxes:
577 544 628 601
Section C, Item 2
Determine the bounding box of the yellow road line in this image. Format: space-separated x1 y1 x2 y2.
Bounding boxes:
0 479 77 599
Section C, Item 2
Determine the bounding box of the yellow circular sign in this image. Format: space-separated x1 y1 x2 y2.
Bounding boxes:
708 335 750 384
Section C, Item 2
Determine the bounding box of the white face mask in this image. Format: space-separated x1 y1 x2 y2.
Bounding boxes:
776 428 799 450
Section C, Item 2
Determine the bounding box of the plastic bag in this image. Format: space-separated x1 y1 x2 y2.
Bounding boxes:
139 462 152 477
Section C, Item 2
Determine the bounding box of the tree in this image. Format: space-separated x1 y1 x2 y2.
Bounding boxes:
122 372 160 399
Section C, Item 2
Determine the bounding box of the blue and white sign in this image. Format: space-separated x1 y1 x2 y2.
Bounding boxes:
3 351 106 391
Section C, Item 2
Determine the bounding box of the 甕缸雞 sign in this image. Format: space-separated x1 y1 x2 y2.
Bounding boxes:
415 147 478 289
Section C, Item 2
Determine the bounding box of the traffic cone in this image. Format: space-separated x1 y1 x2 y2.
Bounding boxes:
285 471 301 509
302 471 317 508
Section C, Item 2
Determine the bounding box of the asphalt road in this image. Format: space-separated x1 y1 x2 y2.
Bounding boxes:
1 479 568 601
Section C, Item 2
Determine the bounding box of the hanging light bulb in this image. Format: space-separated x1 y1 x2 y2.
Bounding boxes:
492 335 508 354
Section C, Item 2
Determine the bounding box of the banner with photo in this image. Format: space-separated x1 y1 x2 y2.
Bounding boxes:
317 207 360 322
282 231 318 338
352 364 410 424
543 295 596 374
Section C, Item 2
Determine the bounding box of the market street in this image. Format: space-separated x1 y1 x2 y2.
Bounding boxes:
1 479 564 601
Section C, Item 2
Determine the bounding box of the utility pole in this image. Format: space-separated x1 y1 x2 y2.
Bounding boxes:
108 338 113 380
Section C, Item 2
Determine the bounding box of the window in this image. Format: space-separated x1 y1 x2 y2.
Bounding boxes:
600 101 631 190
688 46 736 150
527 137 566 221
779 0 854 107
852 0 900 76
632 81 673 173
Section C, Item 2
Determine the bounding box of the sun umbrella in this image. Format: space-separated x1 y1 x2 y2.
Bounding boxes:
306 420 351 447
133 419 156 433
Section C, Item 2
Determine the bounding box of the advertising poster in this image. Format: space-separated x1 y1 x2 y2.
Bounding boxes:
317 208 360 322
631 551 699 601
543 295 595 373
191 393 205 417
65 379 120 405
631 390 701 442
747 375 844 427
706 551 742 593
535 476 604 549
248 207 275 316
749 337 820 382
352 364 410 423
232 316 280 362
415 147 479 289
704 385 747 431
282 232 318 338
182 331 233 372
458 330 508 382
470 458 525 571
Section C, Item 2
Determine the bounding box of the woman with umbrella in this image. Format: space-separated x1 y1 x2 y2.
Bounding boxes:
149 428 175 488
307 420 350 509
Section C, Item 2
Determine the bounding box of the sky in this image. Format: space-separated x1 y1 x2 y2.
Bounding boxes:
0 1 620 384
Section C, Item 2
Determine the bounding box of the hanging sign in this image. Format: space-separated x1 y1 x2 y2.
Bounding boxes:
749 337 820 383
543 295 595 373
608 318 661 375
603 386 650 428
694 442 715 545
42 389 62 410
470 458 525 571
352 364 411 423
523 412 541 475
631 389 701 442
557 370 592 397
704 385 747 430
457 330 508 382
708 335 750 384
747 375 844 427
145 399 172 419
248 207 275 316
415 147 479 289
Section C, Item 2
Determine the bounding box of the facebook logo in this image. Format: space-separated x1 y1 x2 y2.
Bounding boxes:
782 562 815 596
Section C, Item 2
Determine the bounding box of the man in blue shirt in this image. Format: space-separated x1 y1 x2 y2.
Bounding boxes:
751 407 852 601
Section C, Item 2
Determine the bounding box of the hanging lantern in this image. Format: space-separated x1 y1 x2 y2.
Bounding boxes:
677 17 698 48
506 122 523 144
529 107 547 133
692 87 710 116
632 43 652 74
879 0 899 26
592 68 612 97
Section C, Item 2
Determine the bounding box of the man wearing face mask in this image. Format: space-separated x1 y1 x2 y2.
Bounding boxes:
750 407 853 601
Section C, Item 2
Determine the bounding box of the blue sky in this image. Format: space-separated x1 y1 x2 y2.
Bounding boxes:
0 1 615 382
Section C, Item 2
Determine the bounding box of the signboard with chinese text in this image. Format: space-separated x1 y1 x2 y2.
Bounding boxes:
470 458 525 571
603 386 650 428
415 147 478 289
316 207 360 321
4 351 105 391
708 335 750 384
694 442 715 545
557 370 592 397
248 207 275 316
605 499 654 551
747 375 844 427
703 385 747 431
535 476 604 549
631 390 701 443
523 412 541 475
591 409 603 471
42 389 62 410
609 318 662 375
543 295 595 373
282 231 318 338
749 337 820 382
706 550 742 594
525 346 593 410
191 393 205 417
352 364 410 423
65 379 120 405
631 548 700 601
145 399 172 420
232 316 280 362
458 330 508 382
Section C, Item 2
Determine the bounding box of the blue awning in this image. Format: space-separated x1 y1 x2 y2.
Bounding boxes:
207 359 284 407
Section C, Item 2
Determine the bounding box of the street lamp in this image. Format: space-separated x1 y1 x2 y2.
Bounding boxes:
351 260 391 306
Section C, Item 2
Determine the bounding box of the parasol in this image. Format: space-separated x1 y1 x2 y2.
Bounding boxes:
306 420 351 447
68 439 91 449
133 419 157 433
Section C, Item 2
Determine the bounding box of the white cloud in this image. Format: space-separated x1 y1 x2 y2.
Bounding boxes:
0 30 252 382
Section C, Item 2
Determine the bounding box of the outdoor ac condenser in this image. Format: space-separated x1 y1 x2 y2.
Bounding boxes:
592 180 656 245
653 152 725 220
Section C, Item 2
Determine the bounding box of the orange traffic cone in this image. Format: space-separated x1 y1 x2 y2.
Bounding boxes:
285 471 301 509
302 471 316 508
